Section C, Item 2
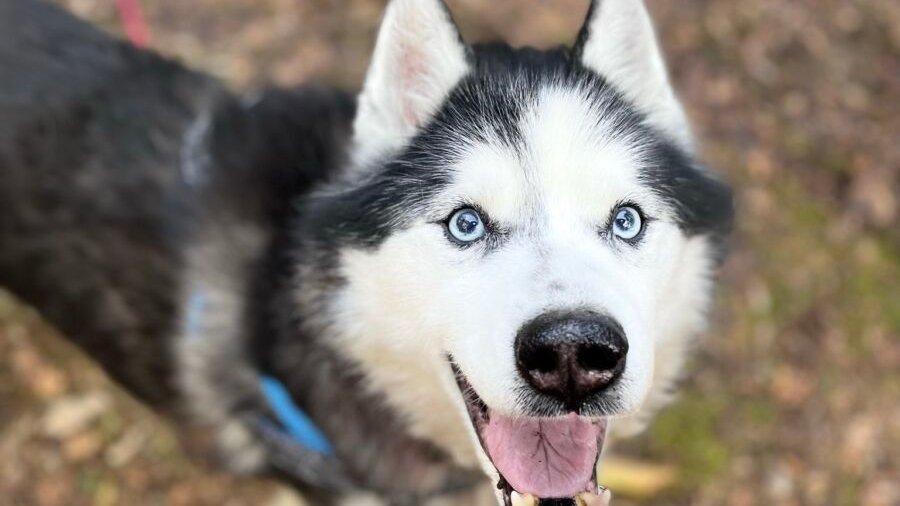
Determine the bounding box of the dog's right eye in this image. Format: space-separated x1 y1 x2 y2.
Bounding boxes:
612 206 643 241
446 208 486 244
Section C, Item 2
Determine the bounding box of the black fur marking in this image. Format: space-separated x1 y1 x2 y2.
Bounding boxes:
200 86 356 228
640 144 735 241
303 43 732 254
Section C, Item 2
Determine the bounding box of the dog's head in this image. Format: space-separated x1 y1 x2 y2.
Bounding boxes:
299 0 732 502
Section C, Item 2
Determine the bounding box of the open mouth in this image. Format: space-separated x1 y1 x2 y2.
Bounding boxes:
452 364 609 506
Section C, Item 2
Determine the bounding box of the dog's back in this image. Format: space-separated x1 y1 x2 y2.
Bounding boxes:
0 0 354 407
0 0 222 405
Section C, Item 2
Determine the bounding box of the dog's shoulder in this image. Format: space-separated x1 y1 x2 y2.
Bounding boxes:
192 86 356 227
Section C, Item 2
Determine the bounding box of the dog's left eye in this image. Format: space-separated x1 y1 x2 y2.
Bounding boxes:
447 208 486 243
611 206 644 240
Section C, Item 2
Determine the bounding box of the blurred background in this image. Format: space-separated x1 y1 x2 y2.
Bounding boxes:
1 0 897 505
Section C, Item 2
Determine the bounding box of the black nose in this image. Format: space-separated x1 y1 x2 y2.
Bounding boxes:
515 310 628 408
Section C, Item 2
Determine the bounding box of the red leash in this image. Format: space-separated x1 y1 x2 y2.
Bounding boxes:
115 0 150 48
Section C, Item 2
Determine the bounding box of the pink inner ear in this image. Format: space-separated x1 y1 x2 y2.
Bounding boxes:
397 42 430 128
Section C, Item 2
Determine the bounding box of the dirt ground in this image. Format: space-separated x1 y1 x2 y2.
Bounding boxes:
1 1 898 505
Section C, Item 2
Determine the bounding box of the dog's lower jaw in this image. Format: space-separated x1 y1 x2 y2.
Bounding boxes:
510 490 612 506
452 364 608 505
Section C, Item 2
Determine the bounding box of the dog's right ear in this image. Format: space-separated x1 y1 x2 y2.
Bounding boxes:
352 0 470 164
574 0 693 151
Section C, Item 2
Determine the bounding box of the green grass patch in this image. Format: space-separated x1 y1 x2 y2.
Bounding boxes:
646 393 731 488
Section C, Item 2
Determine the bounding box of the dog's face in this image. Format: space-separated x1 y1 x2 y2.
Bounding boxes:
300 0 732 502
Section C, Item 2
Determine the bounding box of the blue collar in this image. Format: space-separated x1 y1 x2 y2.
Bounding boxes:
259 375 334 455
186 291 334 456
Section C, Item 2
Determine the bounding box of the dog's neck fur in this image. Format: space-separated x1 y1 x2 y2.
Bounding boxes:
262 228 484 501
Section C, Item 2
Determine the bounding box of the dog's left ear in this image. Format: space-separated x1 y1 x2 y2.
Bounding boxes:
575 0 693 151
352 0 470 164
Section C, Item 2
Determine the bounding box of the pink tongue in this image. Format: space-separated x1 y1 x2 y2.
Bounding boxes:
482 412 603 498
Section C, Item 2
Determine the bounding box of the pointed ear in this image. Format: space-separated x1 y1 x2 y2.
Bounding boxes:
352 0 470 162
575 0 693 150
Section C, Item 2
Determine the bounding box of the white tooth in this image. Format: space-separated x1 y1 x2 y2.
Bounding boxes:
577 490 613 506
600 488 613 505
510 491 537 506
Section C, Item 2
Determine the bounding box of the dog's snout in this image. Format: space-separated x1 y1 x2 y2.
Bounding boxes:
515 310 628 408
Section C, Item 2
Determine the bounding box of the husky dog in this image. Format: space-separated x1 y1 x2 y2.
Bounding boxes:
0 0 732 504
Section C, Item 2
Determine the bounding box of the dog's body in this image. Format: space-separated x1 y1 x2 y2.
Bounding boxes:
0 1 732 505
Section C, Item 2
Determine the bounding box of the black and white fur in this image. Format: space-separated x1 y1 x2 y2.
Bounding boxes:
0 0 732 505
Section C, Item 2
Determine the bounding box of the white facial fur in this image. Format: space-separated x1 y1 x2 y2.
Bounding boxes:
334 0 716 479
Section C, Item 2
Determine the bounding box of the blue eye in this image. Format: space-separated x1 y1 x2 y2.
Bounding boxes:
612 206 643 240
447 208 486 243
